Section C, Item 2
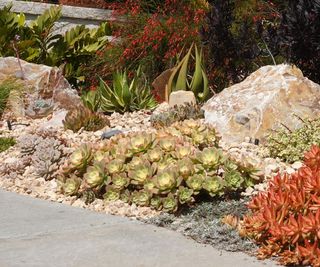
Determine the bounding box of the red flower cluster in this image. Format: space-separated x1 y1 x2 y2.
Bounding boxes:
243 145 320 266
110 0 207 73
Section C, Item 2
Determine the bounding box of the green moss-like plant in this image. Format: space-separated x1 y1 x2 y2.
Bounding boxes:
0 79 20 118
0 137 16 152
266 116 320 163
59 120 262 213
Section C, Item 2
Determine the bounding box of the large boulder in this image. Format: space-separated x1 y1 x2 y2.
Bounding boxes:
0 57 83 119
203 64 320 143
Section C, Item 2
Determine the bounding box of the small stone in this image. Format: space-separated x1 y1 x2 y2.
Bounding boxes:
286 167 296 175
291 161 303 170
101 129 123 140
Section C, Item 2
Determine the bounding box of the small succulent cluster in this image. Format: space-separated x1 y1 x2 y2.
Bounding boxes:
266 117 320 163
19 133 68 180
150 103 204 128
63 106 110 132
0 137 16 153
243 145 320 266
58 120 261 212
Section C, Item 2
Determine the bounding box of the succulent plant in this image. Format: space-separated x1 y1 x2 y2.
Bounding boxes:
106 158 125 175
158 138 176 152
202 176 224 197
112 173 130 190
81 90 101 112
150 103 204 128
120 189 131 203
154 169 181 194
195 147 222 170
177 186 194 204
63 175 81 196
81 189 96 204
150 196 162 210
63 106 110 133
132 190 151 206
162 194 178 213
186 174 204 193
19 134 41 156
0 137 16 153
128 133 155 154
84 164 106 188
146 147 163 163
103 186 121 202
171 145 193 160
176 158 195 179
224 170 244 190
67 144 92 173
128 161 153 185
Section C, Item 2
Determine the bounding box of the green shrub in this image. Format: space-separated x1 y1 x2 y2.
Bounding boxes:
0 137 16 153
58 120 261 212
266 116 320 163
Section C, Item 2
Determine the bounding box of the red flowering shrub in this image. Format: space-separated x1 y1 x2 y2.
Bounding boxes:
243 145 320 266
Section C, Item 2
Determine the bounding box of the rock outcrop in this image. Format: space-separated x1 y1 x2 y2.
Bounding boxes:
0 57 83 119
203 64 320 143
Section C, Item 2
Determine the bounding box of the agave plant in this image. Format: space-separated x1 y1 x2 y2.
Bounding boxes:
167 44 209 102
81 90 101 112
98 67 157 114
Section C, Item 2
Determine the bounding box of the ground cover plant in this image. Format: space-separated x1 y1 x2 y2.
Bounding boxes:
0 137 16 153
243 145 320 266
58 119 262 212
266 117 320 163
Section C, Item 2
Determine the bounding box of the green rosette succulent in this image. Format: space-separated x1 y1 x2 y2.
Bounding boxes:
63 175 82 196
162 194 178 213
120 189 131 203
176 158 195 179
158 138 176 152
92 150 106 163
126 156 145 170
68 144 92 172
84 164 106 188
224 170 244 190
143 180 158 194
154 169 180 194
146 147 163 163
150 196 162 210
112 173 130 190
178 186 194 204
171 145 192 160
132 190 151 206
202 176 224 197
103 186 121 202
106 158 125 175
186 174 205 193
128 161 153 185
128 133 155 154
154 157 176 173
195 147 222 170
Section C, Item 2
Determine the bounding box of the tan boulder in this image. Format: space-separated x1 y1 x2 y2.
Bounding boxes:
0 57 83 119
152 68 173 102
203 64 320 143
169 90 196 107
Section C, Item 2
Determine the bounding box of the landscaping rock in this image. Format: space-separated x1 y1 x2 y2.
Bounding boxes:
203 64 320 143
169 90 196 107
0 57 83 119
101 129 123 139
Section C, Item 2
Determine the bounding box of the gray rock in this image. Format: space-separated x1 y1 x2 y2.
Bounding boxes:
101 129 123 140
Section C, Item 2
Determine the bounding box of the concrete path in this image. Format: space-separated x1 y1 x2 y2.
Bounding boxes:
0 189 277 267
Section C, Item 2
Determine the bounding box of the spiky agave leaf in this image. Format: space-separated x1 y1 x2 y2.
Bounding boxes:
202 176 225 197
177 186 194 204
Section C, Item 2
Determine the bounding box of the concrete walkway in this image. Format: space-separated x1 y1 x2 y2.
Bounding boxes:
0 189 277 267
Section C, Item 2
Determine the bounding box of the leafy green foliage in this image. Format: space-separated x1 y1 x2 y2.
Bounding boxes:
150 103 204 128
0 79 21 118
98 68 157 113
0 5 111 85
63 106 110 132
167 44 209 102
266 117 320 163
0 137 16 153
59 120 262 212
